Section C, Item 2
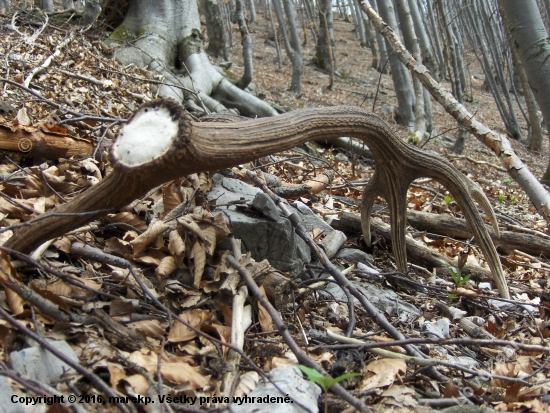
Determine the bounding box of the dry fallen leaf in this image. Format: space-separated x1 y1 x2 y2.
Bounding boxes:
358 358 407 391
168 309 211 343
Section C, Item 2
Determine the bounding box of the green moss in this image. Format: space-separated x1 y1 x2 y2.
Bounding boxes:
223 68 238 81
109 25 135 43
407 133 421 145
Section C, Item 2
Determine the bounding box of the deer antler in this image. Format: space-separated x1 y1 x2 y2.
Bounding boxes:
4 99 509 298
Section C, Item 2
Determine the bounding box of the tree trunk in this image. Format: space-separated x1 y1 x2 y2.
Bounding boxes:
503 15 543 150
396 0 426 143
498 0 550 182
108 0 276 117
425 0 445 80
376 0 416 127
267 0 283 68
351 0 367 47
371 0 388 72
200 0 228 60
315 0 337 73
35 0 53 12
0 0 10 12
248 0 256 23
235 0 253 89
272 0 303 95
82 0 103 27
407 0 438 80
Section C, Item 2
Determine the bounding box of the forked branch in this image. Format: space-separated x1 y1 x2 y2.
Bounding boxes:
4 100 510 298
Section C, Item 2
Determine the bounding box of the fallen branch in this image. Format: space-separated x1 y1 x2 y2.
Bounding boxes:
24 31 76 88
331 212 494 281
0 124 95 158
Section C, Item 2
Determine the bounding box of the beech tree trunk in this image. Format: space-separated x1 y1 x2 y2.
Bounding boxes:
235 0 253 89
272 0 303 95
407 0 438 80
200 0 228 59
35 0 53 12
315 0 337 76
82 0 103 26
0 0 10 12
376 0 415 127
499 0 550 182
108 0 276 117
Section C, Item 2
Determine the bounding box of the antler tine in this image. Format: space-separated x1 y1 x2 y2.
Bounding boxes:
360 172 381 248
361 140 509 299
419 156 510 299
469 182 501 238
361 167 414 273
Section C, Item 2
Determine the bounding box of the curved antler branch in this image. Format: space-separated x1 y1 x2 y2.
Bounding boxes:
4 100 509 298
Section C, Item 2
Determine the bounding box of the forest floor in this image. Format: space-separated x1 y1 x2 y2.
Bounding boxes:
0 4 549 413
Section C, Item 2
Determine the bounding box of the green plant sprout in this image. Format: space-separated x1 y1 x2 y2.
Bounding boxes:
498 194 506 205
449 267 470 287
444 195 454 204
447 266 470 300
298 365 361 413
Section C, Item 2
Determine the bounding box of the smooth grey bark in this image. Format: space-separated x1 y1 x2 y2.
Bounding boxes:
407 0 438 80
272 0 303 95
301 0 318 45
468 0 522 141
235 0 253 89
436 1 467 153
362 13 374 49
480 0 521 140
371 0 389 72
0 0 10 12
220 0 233 47
35 0 53 12
82 0 103 26
109 0 276 117
437 1 462 102
377 0 416 127
200 0 228 59
425 0 445 79
315 0 337 72
267 0 283 69
501 7 543 150
248 0 256 23
396 0 426 142
351 0 367 47
499 0 550 181
364 15 379 68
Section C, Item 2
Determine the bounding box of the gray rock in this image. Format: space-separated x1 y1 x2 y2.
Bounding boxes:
8 341 78 386
224 366 321 413
323 277 420 318
335 248 374 264
208 175 347 276
0 377 24 413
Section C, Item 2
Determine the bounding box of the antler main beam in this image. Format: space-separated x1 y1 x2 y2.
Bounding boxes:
5 99 509 298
